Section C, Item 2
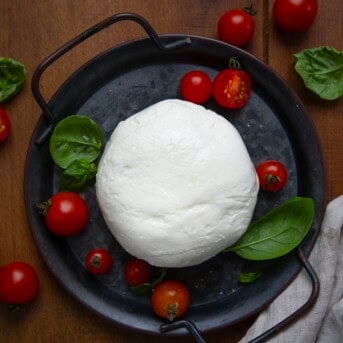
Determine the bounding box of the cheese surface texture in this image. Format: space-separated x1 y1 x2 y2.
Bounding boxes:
96 99 259 267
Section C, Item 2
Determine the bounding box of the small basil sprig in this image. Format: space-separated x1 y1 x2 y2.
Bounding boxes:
294 46 343 100
130 268 168 295
50 115 103 191
59 159 97 192
238 271 262 284
0 57 26 103
224 197 314 260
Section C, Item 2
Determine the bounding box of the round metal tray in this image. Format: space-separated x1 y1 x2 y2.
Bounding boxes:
25 13 325 337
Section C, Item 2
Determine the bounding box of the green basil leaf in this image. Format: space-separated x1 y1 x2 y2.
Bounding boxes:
50 115 103 168
0 57 26 103
238 271 262 284
225 197 314 260
59 159 97 192
294 46 343 100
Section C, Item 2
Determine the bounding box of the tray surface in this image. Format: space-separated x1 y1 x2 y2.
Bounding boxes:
25 34 325 335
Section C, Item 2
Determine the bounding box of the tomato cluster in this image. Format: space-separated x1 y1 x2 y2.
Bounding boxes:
37 191 191 320
180 66 251 109
122 258 190 320
217 1 318 48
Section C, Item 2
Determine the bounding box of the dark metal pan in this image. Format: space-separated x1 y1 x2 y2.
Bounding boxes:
25 13 325 339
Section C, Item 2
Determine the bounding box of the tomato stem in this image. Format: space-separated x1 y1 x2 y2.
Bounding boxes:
228 57 241 70
243 4 257 16
167 303 178 321
7 304 25 313
90 255 101 269
265 174 281 187
36 200 51 216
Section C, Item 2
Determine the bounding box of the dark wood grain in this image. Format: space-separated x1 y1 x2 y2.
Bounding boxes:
267 0 343 200
0 1 341 342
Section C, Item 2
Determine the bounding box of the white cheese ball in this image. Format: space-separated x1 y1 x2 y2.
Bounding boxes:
96 99 259 268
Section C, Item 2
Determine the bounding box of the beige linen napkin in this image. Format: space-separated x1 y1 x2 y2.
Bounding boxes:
240 195 343 343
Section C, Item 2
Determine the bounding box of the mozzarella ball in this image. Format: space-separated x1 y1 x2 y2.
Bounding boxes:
96 99 258 267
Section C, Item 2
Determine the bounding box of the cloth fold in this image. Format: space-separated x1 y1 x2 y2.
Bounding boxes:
240 195 343 343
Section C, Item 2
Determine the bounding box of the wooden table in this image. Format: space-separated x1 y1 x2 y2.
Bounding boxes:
1 1 342 342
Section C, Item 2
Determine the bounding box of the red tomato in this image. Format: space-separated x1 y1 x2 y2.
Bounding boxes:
0 261 40 304
124 258 152 286
273 0 318 32
212 69 251 109
44 191 88 236
85 248 112 274
256 160 288 192
180 70 212 104
217 9 255 47
151 280 190 321
0 107 11 143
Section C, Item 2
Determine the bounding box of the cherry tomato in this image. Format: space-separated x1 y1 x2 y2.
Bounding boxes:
124 258 152 286
273 0 318 33
212 69 251 109
217 9 255 47
180 70 212 104
44 191 88 236
85 248 112 274
0 107 11 143
151 280 190 321
256 160 288 192
0 261 40 304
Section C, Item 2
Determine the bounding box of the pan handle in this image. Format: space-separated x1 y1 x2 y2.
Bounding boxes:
31 12 191 125
160 247 320 342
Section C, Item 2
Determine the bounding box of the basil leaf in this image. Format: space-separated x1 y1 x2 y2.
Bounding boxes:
294 46 343 100
225 197 314 260
0 57 26 103
50 115 103 168
238 271 262 284
59 159 97 192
